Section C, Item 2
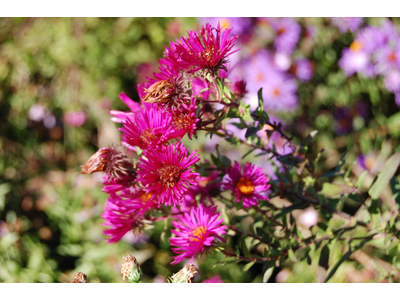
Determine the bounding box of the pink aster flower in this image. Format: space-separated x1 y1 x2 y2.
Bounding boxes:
223 162 271 208
170 204 226 264
203 275 224 283
136 142 200 206
162 22 239 74
184 170 221 206
120 104 176 151
102 193 146 243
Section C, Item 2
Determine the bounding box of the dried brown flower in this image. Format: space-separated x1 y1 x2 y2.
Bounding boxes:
70 272 87 283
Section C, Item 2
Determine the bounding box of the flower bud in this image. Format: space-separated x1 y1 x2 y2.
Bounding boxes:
70 272 87 283
169 264 198 283
121 254 142 283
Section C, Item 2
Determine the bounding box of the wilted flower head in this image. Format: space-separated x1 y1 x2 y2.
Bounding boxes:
170 204 226 264
70 272 87 283
223 162 270 208
170 264 198 283
162 22 239 74
121 254 141 283
136 142 200 206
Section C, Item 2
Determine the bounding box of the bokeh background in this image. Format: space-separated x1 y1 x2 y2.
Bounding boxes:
1 17 400 283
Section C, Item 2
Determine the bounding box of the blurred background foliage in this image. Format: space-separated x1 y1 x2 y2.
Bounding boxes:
1 17 400 283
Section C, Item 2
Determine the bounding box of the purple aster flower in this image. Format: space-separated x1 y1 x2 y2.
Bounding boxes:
330 17 364 33
223 161 270 208
375 41 400 75
357 152 378 171
120 104 176 151
198 17 255 40
136 142 200 206
269 18 301 54
162 22 240 74
203 275 224 283
291 58 314 81
338 42 373 77
170 204 226 264
384 70 400 93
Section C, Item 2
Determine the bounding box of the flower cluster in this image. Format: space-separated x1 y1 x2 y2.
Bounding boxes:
339 19 400 105
82 22 274 265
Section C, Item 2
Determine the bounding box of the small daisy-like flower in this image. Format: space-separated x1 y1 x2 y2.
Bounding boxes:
330 17 364 34
170 204 226 264
223 161 270 208
269 18 301 54
101 193 147 243
136 142 200 206
162 22 239 74
120 104 176 151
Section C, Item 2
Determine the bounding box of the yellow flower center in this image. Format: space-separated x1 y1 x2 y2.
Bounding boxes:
273 88 280 96
140 192 153 204
173 113 193 130
140 128 162 147
388 52 397 62
350 40 363 52
190 226 207 241
278 27 286 35
158 165 182 188
236 177 255 195
256 72 264 82
220 18 230 30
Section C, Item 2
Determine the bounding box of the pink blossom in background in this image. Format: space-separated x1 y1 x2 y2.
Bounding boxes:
170 204 226 264
203 275 224 283
64 111 86 127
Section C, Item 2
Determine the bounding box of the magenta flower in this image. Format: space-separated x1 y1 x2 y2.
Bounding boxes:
136 142 200 206
203 275 224 283
170 204 226 264
162 22 239 74
223 162 270 208
109 92 142 123
102 193 146 243
120 104 176 151
185 170 221 206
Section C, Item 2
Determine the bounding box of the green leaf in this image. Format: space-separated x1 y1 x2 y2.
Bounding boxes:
295 246 311 261
369 152 400 199
319 183 360 198
356 170 368 190
243 261 256 271
257 88 264 117
318 244 330 271
242 148 256 159
245 126 260 138
263 266 275 283
288 248 297 262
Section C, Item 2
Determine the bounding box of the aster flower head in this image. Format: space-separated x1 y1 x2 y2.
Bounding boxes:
120 104 177 151
291 58 314 82
170 204 226 264
101 193 147 243
330 17 364 33
223 161 271 208
136 142 200 206
162 22 240 75
269 18 301 54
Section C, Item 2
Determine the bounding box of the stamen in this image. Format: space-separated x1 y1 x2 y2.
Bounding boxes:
158 165 182 188
190 226 207 241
